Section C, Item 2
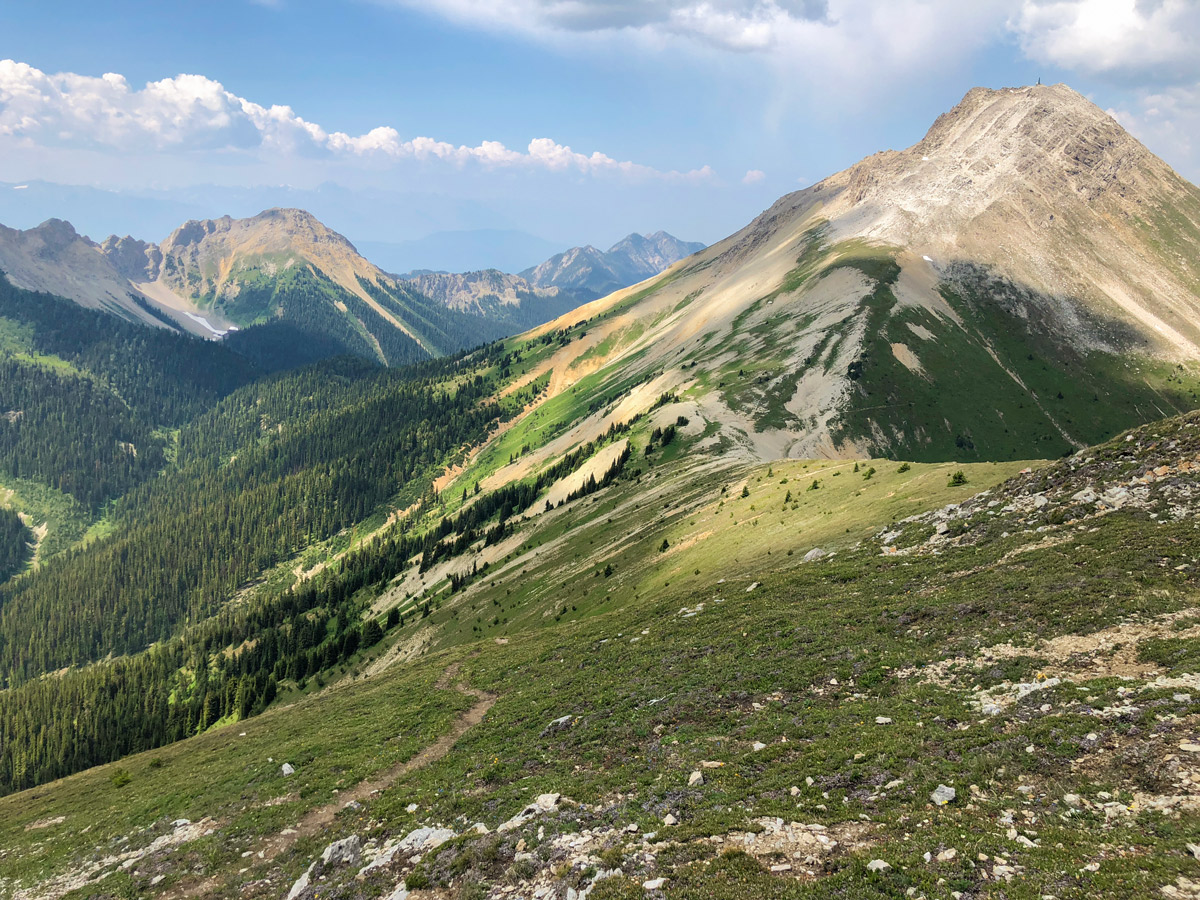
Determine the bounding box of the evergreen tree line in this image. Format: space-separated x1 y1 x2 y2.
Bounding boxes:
0 508 31 582
0 549 404 794
0 276 260 425
0 358 168 508
0 349 616 795
0 353 510 685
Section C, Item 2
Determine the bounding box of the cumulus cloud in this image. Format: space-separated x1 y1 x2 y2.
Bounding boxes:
1007 1 1200 178
390 0 830 52
742 168 765 184
392 1 1013 85
0 59 710 181
1012 0 1200 82
1107 84 1200 178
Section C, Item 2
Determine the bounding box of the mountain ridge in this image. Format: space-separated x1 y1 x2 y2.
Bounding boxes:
484 84 1200 470
520 230 705 300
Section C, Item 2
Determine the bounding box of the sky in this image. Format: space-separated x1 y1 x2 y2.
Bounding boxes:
0 0 1198 270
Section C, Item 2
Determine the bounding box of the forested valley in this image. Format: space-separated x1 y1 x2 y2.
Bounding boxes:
0 298 563 793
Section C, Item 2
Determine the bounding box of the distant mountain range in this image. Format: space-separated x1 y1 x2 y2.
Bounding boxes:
0 211 704 371
520 231 706 301
400 232 706 328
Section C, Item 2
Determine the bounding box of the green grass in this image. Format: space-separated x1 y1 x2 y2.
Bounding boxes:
7 471 1200 898
0 476 94 565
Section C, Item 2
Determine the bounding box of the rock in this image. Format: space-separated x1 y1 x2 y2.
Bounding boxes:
867 859 891 872
875 717 893 725
1072 487 1099 504
281 763 295 777
1063 793 1083 809
472 822 490 834
770 863 793 872
398 826 456 851
385 884 409 900
1175 693 1193 703
344 800 363 811
286 865 313 900
498 793 563 833
1101 487 1130 508
405 803 419 813
1187 842 1200 860
931 784 956 806
541 715 573 736
689 771 704 787
752 741 767 752
937 848 957 862
171 819 191 828
321 835 362 868
536 793 562 811
1180 742 1200 753
663 814 677 826
643 877 668 890
935 522 950 535
789 786 801 796
150 875 165 886
803 548 827 562
359 843 399 876
625 823 639 833
885 779 905 790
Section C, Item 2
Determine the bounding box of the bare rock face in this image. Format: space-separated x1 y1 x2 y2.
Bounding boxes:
154 208 377 304
0 219 173 327
405 269 559 313
100 235 163 282
778 83 1200 356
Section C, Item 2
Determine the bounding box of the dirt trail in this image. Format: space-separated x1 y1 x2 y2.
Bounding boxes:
167 665 495 899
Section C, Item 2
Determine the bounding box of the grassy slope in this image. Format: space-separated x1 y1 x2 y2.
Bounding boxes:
8 416 1200 899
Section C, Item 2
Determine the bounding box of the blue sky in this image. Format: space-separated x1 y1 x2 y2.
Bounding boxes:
1 1 1198 269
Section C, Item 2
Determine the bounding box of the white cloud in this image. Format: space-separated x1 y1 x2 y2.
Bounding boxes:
389 0 830 52
742 168 765 184
392 1 1014 90
0 59 710 181
1012 0 1200 82
1107 84 1200 178
1007 1 1200 179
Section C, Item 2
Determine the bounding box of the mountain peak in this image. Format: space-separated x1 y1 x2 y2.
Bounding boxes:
523 230 704 299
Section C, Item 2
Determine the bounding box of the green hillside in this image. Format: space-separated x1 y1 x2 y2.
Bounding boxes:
4 413 1200 900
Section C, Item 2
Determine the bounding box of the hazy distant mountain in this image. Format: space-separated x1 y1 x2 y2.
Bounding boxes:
358 230 565 275
402 231 706 329
520 231 705 300
402 268 579 334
